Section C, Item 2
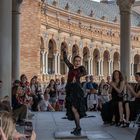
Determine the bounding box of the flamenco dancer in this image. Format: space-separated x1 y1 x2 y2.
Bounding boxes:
62 48 87 136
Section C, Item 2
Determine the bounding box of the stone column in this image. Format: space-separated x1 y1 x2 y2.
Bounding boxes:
117 0 135 80
110 60 113 75
132 63 134 76
130 62 134 76
12 0 23 81
0 0 12 98
57 53 60 75
90 58 93 75
118 61 120 70
98 59 101 76
108 60 113 76
88 58 91 75
108 60 110 76
42 51 45 74
69 55 72 63
130 62 134 81
100 59 104 76
45 52 48 74
54 53 58 75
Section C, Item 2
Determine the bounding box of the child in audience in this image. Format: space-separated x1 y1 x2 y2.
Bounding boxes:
38 92 55 112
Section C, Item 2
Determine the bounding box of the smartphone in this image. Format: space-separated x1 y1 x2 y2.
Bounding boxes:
24 121 33 139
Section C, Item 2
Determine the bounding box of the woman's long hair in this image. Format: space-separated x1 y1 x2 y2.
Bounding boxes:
48 79 55 88
112 70 124 87
0 111 15 139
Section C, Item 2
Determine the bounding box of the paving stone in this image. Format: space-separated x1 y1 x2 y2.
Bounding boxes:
86 131 112 139
32 112 137 140
54 131 87 139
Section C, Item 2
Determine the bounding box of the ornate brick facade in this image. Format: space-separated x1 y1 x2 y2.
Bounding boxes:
20 0 41 80
20 0 140 82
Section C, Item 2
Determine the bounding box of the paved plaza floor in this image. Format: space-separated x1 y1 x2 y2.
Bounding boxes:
31 111 138 140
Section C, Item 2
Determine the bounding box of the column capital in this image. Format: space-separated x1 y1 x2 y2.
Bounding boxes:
57 53 61 56
12 0 23 14
90 57 93 61
54 53 58 56
117 0 135 13
87 56 91 60
98 58 103 62
108 59 113 63
68 54 72 57
40 50 45 55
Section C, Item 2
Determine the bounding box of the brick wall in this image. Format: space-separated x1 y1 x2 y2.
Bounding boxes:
20 0 41 81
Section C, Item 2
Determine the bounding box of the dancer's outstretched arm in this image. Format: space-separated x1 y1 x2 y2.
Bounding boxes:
63 50 73 69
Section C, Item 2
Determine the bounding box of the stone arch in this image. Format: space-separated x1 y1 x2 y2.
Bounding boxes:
113 52 120 71
134 54 140 74
93 49 100 76
83 47 90 73
72 44 79 62
48 39 57 74
103 50 110 76
60 41 68 75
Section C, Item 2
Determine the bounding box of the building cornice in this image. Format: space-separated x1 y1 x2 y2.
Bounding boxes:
40 3 140 48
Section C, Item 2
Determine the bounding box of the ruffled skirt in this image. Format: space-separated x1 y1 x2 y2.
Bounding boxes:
65 83 86 120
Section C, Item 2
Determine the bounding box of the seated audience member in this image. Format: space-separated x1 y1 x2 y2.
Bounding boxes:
30 76 43 111
0 111 15 140
0 81 11 113
0 111 36 140
38 92 55 112
100 84 111 124
57 77 66 111
86 75 98 111
100 84 110 105
46 79 57 109
12 81 27 125
0 96 11 113
0 101 11 113
82 76 89 111
19 74 32 105
126 72 140 121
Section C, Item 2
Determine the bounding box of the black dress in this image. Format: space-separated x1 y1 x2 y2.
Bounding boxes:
134 84 140 117
63 51 87 120
110 87 120 123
